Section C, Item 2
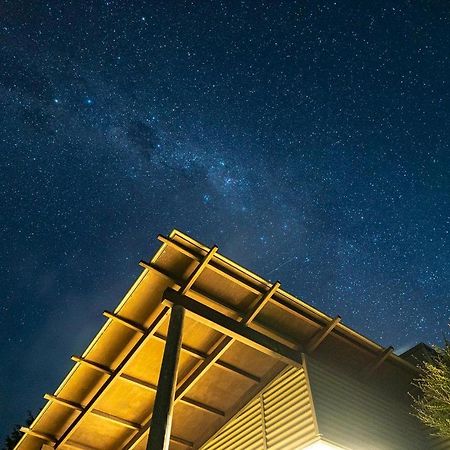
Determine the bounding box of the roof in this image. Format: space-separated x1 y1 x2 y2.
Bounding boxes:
15 229 419 450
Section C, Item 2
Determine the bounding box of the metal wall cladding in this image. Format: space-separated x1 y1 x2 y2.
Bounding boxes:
305 355 449 450
201 366 319 450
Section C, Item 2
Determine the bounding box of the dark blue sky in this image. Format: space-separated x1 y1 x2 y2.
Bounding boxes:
1 0 449 438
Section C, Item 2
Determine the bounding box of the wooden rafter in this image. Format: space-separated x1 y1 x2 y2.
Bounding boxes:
176 281 281 398
158 234 418 375
157 235 261 295
53 245 218 449
180 245 218 294
139 261 299 350
104 310 260 383
120 373 224 416
70 356 112 375
122 282 282 450
163 288 303 367
364 346 395 378
54 307 171 448
122 244 220 450
19 428 54 444
44 393 84 412
306 316 342 353
103 310 146 333
45 394 143 431
90 410 140 430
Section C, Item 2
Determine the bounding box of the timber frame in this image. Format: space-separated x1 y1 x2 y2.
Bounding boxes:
15 230 419 450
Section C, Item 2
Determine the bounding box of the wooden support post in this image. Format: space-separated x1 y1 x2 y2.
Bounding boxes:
146 305 185 450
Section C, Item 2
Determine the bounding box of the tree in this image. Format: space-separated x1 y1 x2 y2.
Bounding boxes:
413 342 450 438
2 411 34 450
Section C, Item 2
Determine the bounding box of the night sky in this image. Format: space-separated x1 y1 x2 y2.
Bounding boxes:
1 0 449 438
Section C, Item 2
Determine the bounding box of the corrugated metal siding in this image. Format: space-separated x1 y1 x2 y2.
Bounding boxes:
201 366 318 450
305 355 445 450
201 396 264 450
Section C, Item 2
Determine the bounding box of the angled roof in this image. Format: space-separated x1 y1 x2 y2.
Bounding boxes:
16 229 418 450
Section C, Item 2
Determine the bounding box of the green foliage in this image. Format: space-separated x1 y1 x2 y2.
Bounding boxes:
2 412 34 450
413 343 450 438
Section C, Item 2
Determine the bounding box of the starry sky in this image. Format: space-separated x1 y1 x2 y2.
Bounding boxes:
1 0 449 438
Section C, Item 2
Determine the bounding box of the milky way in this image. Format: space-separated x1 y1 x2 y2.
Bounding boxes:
0 0 449 436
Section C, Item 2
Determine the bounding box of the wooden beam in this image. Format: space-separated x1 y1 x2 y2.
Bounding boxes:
180 245 218 294
92 410 140 430
140 261 299 349
152 331 260 383
306 316 341 353
146 305 185 450
55 307 171 448
20 429 98 450
364 346 394 378
71 356 113 375
176 282 281 399
244 281 281 323
157 235 261 295
119 373 224 416
44 393 84 412
20 427 55 444
157 235 420 376
103 310 146 333
47 393 175 430
104 311 259 382
163 288 302 367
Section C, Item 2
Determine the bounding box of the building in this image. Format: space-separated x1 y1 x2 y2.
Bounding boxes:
15 230 449 450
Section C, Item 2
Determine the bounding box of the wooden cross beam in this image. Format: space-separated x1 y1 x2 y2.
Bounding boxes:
104 310 260 383
122 282 286 450
175 281 281 399
163 288 303 367
119 374 225 416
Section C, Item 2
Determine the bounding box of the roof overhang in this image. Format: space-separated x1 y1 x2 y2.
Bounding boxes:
16 230 418 450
